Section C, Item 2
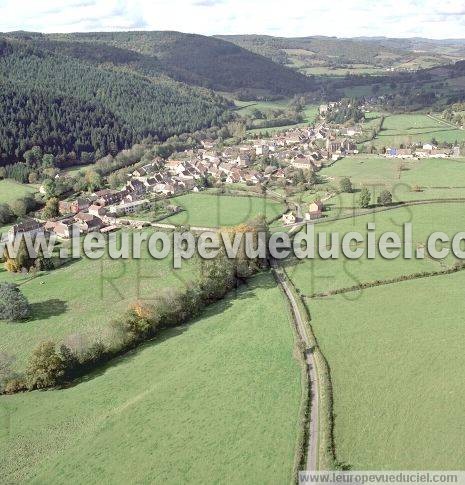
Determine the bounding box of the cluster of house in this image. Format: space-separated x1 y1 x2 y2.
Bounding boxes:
7 121 364 241
282 200 324 226
113 124 357 202
195 124 358 175
385 144 461 159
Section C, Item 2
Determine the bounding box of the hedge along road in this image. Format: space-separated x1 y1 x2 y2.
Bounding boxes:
271 258 320 471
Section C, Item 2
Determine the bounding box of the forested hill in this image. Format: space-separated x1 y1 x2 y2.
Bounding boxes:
44 31 316 95
0 37 231 165
216 35 465 73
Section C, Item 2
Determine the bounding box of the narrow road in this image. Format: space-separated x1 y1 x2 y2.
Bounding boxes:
427 113 463 130
271 259 319 471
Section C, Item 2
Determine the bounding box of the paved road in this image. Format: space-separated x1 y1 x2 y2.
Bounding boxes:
271 260 319 471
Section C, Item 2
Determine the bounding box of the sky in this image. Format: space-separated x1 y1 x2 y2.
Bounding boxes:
1 0 465 38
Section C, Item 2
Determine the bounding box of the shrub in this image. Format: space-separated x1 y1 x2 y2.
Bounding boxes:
378 190 392 206
119 302 159 342
3 377 27 394
57 344 79 380
358 187 371 208
43 197 59 219
26 340 66 389
0 203 13 225
0 283 31 321
79 341 106 365
0 352 16 393
339 177 353 193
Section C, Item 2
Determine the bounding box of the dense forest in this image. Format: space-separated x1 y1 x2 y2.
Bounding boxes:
1 31 464 166
0 37 231 164
45 31 316 95
0 81 136 164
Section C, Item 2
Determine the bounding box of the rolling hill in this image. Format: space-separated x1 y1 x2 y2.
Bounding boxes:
0 35 231 164
0 31 318 164
216 35 465 75
45 30 316 95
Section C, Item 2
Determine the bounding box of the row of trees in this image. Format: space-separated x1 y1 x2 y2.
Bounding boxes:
1 219 269 393
339 178 392 207
5 255 236 391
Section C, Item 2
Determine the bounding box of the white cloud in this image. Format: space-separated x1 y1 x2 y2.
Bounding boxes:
0 0 464 38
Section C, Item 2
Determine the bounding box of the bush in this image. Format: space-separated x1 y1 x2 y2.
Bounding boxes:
26 340 66 389
0 283 31 321
378 190 392 206
0 352 16 393
3 377 27 394
358 187 371 208
43 197 59 219
0 203 13 225
117 301 159 343
339 177 353 193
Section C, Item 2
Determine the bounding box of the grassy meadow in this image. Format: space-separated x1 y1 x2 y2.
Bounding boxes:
372 113 465 147
246 103 318 135
232 97 319 135
285 203 465 296
0 230 199 371
308 271 465 469
317 155 465 213
0 179 37 205
0 272 302 484
164 192 284 227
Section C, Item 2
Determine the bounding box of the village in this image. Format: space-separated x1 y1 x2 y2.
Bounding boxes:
7 104 463 242
6 118 353 240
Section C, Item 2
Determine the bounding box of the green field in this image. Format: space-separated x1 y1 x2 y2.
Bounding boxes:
318 155 465 212
0 272 302 483
164 193 284 227
232 98 319 135
323 155 399 187
62 163 96 177
285 200 465 468
233 98 293 116
0 179 37 205
285 203 465 296
0 231 198 371
246 104 318 135
301 65 386 76
308 271 465 468
372 113 465 147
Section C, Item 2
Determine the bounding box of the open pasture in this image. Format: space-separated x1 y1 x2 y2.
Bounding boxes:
319 156 465 211
373 113 465 147
307 271 465 469
0 180 37 205
285 203 465 296
0 230 198 371
164 192 284 227
0 272 302 484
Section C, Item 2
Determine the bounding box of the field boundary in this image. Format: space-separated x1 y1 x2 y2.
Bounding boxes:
272 268 311 484
310 197 465 226
281 266 339 471
304 262 465 299
276 261 341 471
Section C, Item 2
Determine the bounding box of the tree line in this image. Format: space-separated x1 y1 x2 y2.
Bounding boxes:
0 219 269 393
